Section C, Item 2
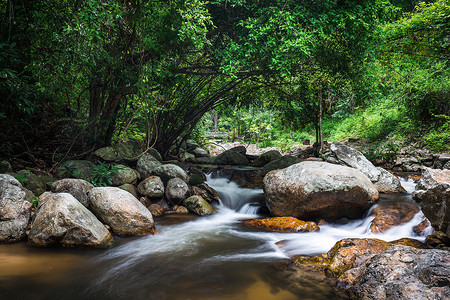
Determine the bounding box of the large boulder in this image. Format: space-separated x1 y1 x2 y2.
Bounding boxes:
0 174 32 243
250 150 282 167
328 143 405 193
165 178 189 205
28 193 113 248
136 153 162 178
413 167 450 238
50 178 94 207
16 170 56 196
153 164 189 183
264 161 378 220
89 187 156 236
137 176 164 198
183 195 215 216
110 164 140 186
93 146 121 162
343 245 450 300
213 149 249 166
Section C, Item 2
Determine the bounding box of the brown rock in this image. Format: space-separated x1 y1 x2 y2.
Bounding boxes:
148 203 165 217
369 202 420 233
240 217 319 233
413 218 431 235
190 184 219 203
390 238 430 249
50 178 94 207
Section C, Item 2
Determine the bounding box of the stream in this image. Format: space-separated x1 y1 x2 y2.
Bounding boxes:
0 175 429 299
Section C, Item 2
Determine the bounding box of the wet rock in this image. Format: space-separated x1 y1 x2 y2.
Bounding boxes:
154 164 189 183
183 195 215 216
190 184 219 203
28 193 113 248
89 187 156 236
148 203 166 217
136 153 162 178
264 161 378 220
261 155 301 175
250 150 282 167
369 202 421 233
118 183 138 198
213 150 249 166
165 178 189 205
165 205 189 215
56 160 95 180
137 176 164 198
389 238 429 249
413 219 431 235
426 231 450 249
50 178 94 207
0 174 32 243
240 217 319 233
110 164 140 186
413 167 450 238
343 245 450 300
329 143 405 193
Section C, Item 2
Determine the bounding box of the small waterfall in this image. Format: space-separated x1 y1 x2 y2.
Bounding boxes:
206 174 264 214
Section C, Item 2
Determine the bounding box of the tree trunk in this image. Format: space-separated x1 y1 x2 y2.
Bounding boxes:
319 86 324 154
213 111 218 133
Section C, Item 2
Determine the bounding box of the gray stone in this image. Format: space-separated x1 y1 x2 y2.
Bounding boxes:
165 178 189 205
110 164 140 186
373 167 406 193
94 146 121 162
251 150 282 167
344 245 450 300
16 170 56 196
118 183 138 198
191 147 209 157
213 150 249 166
136 153 162 178
184 195 215 216
114 139 145 161
0 174 32 243
50 178 94 207
185 156 215 164
137 176 164 198
89 187 156 236
0 161 13 173
413 167 450 238
154 164 189 183
56 160 95 180
261 155 301 175
264 161 379 220
28 193 113 248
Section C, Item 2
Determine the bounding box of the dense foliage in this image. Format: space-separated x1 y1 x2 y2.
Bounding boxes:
1 0 448 170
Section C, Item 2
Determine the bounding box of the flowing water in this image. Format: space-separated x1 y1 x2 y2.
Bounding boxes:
0 176 430 300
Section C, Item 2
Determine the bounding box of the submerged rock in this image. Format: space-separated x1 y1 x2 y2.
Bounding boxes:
0 174 32 243
50 178 94 207
413 167 450 238
28 193 113 248
89 187 156 236
183 195 215 216
240 217 319 233
343 245 450 300
264 161 378 220
368 202 421 233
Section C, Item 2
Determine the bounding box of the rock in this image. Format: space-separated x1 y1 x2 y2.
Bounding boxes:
229 145 247 154
343 245 450 300
250 150 282 167
185 156 215 164
213 150 249 166
426 231 450 248
326 238 392 276
56 160 95 180
240 217 319 232
183 195 215 216
373 167 406 193
413 167 450 237
136 153 162 178
50 178 94 207
0 174 32 243
165 178 189 205
261 155 301 175
154 164 189 183
118 183 138 198
110 164 140 186
137 176 164 198
328 143 404 193
16 170 56 196
180 152 195 161
93 146 121 162
191 147 209 157
114 139 145 161
390 237 430 249
170 205 189 214
28 193 113 248
264 161 378 220
190 184 219 203
147 148 163 161
413 219 431 235
0 160 13 173
89 187 156 236
148 203 166 217
368 202 421 233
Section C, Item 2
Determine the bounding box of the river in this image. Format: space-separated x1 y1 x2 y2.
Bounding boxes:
0 175 429 299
